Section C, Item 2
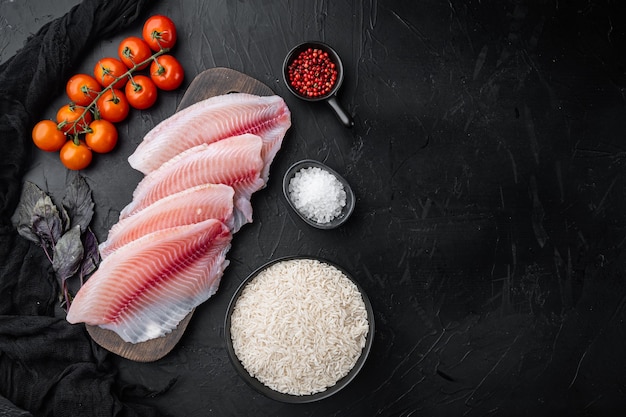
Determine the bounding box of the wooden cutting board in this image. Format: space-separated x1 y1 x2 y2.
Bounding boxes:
86 67 275 362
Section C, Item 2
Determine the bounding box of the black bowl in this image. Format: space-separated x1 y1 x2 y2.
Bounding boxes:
282 41 354 128
223 256 375 403
283 41 344 101
282 159 355 229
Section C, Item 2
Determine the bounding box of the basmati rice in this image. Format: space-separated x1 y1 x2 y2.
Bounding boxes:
229 258 369 396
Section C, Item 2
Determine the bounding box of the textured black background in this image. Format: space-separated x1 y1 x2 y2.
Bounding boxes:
2 0 626 415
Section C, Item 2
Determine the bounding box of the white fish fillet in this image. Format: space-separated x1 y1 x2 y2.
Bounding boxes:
119 134 265 232
67 93 291 344
66 219 232 344
99 183 235 259
127 93 291 181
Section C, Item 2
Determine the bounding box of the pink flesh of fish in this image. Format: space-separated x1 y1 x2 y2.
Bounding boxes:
66 219 232 344
99 183 235 259
127 93 291 181
119 134 265 232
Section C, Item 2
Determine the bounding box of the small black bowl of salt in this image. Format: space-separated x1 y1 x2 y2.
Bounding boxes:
283 160 355 229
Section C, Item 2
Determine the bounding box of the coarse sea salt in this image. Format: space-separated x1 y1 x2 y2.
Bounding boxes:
288 166 346 224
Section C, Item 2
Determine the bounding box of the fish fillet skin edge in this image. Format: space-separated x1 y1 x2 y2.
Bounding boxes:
66 219 232 344
127 93 291 181
119 134 265 232
99 183 235 258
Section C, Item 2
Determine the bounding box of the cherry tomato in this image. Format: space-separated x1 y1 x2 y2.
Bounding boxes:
142 15 177 51
85 119 118 153
150 55 184 91
118 36 152 70
125 75 158 110
60 140 92 170
66 74 102 106
94 57 128 89
96 89 130 123
32 120 67 152
56 104 92 135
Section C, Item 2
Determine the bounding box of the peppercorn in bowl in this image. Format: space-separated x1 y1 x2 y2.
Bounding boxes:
282 41 354 128
282 159 355 229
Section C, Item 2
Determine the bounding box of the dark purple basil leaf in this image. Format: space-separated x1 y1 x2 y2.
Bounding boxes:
59 204 71 234
62 172 94 233
33 195 66 246
12 181 49 244
15 218 40 245
52 225 84 288
31 215 62 251
80 227 100 279
29 193 64 250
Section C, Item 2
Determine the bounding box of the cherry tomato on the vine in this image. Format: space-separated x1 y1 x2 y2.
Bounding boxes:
118 36 152 70
85 119 118 153
32 120 67 152
94 57 128 89
125 75 158 110
66 74 102 106
142 15 177 51
56 104 92 135
96 89 130 123
150 55 184 91
60 140 92 170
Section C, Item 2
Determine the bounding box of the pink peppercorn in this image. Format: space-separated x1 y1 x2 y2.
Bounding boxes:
287 48 338 98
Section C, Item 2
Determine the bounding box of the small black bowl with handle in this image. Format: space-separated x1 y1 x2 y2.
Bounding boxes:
283 41 354 128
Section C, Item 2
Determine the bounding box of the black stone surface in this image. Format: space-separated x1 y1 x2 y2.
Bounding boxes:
2 0 626 415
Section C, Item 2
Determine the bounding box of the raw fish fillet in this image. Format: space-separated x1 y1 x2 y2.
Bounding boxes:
127 93 291 181
120 134 265 232
99 183 235 259
66 219 232 344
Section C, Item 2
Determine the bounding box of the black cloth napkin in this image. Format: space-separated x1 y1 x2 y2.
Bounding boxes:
0 0 166 415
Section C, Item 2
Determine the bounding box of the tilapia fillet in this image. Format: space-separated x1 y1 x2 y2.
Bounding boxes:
67 219 232 344
99 183 235 259
119 134 265 232
127 93 291 180
68 92 291 345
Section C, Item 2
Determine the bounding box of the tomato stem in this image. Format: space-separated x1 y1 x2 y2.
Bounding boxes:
132 80 142 92
151 30 165 49
155 63 166 76
66 47 170 134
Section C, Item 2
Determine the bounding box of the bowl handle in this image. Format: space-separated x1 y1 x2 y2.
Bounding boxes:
326 95 354 128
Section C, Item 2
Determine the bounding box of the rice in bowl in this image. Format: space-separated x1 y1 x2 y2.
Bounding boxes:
229 258 370 397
